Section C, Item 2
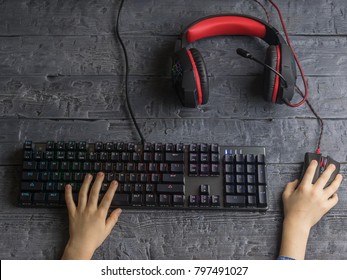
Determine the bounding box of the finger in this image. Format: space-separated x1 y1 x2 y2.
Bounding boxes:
324 174 343 199
315 164 336 189
65 184 76 215
323 193 339 213
105 208 122 234
300 160 318 186
99 181 118 213
88 172 105 208
282 179 299 199
78 173 93 209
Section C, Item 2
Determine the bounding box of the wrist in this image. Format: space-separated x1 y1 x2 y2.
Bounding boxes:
61 241 95 260
283 216 311 235
279 218 311 260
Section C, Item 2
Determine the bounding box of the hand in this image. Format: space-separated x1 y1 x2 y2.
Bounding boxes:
279 160 342 259
61 172 122 260
283 160 342 230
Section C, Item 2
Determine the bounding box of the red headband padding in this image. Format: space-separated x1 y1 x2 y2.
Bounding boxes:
185 16 267 43
271 45 281 103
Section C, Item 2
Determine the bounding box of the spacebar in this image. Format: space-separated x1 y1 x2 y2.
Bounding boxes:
111 193 130 206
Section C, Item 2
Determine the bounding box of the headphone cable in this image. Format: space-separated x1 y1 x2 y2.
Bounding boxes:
267 0 308 107
252 0 271 23
116 0 145 145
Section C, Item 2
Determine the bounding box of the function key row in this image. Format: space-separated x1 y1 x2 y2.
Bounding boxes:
24 141 220 153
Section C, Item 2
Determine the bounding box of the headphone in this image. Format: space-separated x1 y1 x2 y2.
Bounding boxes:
171 14 297 108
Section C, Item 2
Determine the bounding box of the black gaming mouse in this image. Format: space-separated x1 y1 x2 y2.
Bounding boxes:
301 152 340 188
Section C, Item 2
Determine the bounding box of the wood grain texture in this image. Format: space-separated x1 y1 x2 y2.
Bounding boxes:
1 35 347 76
1 76 347 119
1 0 347 36
0 0 347 260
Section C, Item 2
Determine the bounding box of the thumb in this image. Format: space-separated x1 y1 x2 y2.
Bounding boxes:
282 179 299 199
105 208 122 233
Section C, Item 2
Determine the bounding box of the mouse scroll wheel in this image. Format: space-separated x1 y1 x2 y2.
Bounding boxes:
323 158 328 168
319 158 324 167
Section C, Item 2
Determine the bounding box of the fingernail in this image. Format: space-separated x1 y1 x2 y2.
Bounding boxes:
98 172 104 177
86 173 92 179
65 184 71 190
112 180 118 187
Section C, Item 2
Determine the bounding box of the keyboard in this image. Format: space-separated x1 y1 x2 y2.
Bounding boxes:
19 141 268 211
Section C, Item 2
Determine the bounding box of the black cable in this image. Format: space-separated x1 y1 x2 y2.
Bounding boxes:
115 0 145 145
294 85 324 154
252 0 271 23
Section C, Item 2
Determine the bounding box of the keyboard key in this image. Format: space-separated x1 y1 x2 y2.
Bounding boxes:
33 192 46 203
21 182 43 192
165 152 184 162
257 185 268 207
170 163 184 173
162 174 184 184
159 194 171 206
200 195 210 206
225 195 245 207
247 195 257 206
131 194 143 206
157 184 185 194
24 140 33 150
47 193 60 204
257 165 266 184
211 195 220 207
225 184 235 194
19 192 32 204
173 195 184 206
23 161 37 170
145 194 156 206
111 193 130 206
199 184 210 195
22 171 39 181
188 195 199 207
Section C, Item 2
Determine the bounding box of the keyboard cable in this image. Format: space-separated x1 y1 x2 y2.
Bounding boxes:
115 0 146 145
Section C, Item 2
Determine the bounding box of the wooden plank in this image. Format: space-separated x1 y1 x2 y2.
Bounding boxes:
1 35 347 76
0 35 123 76
1 0 347 36
0 118 347 165
1 75 347 119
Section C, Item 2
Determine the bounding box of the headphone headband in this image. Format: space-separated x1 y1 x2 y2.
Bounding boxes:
177 14 285 49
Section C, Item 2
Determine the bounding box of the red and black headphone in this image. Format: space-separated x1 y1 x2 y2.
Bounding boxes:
171 14 297 108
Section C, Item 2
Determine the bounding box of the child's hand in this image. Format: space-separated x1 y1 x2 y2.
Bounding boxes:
283 160 342 230
279 160 342 259
62 172 122 260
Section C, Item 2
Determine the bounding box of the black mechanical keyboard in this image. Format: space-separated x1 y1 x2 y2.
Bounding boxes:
19 141 268 211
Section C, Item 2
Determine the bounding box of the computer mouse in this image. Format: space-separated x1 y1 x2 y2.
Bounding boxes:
301 152 340 187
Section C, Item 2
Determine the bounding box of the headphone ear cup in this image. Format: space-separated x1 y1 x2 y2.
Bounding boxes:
189 48 209 105
263 45 278 103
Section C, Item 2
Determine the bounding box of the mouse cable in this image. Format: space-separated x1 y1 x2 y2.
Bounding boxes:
258 1 323 154
267 0 308 107
294 85 324 154
115 0 146 145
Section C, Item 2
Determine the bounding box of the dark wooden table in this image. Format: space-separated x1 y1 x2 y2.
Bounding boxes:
1 0 346 260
